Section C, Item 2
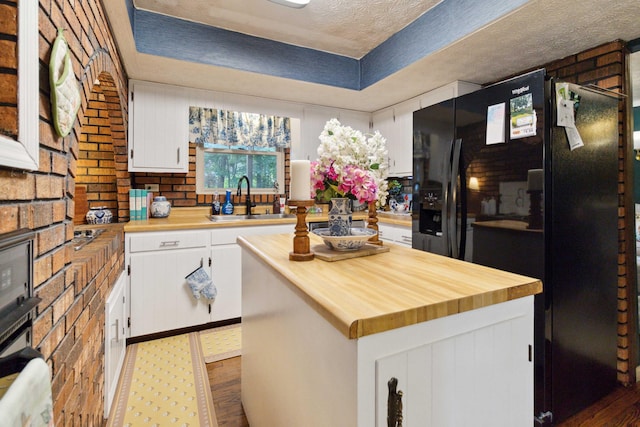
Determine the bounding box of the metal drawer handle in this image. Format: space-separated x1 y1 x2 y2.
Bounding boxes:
160 240 180 247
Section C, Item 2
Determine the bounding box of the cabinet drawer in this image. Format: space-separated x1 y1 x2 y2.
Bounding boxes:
211 227 242 245
128 230 209 252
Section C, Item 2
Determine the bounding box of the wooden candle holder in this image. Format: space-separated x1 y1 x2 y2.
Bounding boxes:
367 201 383 246
289 199 315 261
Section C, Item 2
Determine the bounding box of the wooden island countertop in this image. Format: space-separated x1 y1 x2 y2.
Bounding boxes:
238 232 542 339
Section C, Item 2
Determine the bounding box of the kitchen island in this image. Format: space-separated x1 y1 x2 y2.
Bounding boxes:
239 233 542 427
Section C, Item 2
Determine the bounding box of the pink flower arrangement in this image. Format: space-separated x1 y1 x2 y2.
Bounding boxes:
310 119 388 205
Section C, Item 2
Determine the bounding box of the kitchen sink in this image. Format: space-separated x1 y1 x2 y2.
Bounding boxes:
210 213 296 222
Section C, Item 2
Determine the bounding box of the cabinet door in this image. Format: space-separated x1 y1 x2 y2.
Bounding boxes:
129 247 210 336
105 272 127 418
375 313 532 426
210 244 242 321
128 80 189 172
297 106 337 161
372 108 395 173
392 100 420 176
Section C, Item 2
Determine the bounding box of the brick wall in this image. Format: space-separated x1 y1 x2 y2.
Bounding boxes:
75 81 130 223
132 146 291 211
0 1 128 425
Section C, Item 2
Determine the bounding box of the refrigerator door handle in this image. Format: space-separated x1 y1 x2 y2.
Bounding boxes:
441 141 454 256
449 138 462 259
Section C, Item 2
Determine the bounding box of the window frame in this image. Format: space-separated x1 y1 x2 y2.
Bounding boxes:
195 146 285 195
0 0 39 170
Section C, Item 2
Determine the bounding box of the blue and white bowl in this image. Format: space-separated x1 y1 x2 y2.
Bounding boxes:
313 227 377 251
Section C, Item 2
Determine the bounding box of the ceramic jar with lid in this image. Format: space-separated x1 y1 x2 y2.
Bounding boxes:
86 207 113 224
150 196 171 218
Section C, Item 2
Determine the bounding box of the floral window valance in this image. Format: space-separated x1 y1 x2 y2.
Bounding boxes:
189 106 291 150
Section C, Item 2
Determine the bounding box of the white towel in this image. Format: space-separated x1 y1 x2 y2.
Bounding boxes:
0 358 54 427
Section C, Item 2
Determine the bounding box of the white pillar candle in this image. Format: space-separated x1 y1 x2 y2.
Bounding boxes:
290 160 311 200
527 169 543 191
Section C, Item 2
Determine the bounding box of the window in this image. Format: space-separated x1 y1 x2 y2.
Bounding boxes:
196 147 284 194
190 107 293 195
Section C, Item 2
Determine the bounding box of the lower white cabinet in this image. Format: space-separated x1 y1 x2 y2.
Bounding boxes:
126 224 293 338
378 222 412 247
128 230 211 337
104 272 127 419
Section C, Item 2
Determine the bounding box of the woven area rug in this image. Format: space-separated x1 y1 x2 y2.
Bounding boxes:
107 332 218 427
199 324 242 363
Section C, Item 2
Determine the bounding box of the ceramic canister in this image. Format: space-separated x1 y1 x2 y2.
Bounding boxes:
150 196 171 218
85 207 113 224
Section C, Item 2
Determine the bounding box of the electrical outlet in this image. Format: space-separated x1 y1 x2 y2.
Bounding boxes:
145 184 159 191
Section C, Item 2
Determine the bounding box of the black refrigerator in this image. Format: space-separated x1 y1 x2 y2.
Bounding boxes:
412 69 619 425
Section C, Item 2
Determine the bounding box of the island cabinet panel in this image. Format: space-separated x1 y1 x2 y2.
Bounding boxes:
240 235 536 427
371 299 533 426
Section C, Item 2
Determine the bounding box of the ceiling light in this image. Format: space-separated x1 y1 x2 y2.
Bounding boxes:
268 0 310 8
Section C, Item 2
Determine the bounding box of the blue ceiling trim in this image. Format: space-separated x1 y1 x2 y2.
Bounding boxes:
130 0 529 90
134 10 361 90
360 0 529 88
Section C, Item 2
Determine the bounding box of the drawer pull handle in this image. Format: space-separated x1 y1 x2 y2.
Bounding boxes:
160 240 179 247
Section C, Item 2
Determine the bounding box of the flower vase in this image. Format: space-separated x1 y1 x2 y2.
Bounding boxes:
328 198 352 236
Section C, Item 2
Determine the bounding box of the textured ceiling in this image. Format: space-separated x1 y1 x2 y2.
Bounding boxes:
103 0 640 111
134 0 438 59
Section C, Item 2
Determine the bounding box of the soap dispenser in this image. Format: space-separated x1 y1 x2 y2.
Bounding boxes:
222 189 234 215
272 196 281 214
211 192 221 215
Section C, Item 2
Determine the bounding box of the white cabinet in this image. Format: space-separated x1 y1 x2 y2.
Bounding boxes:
127 230 211 337
296 106 370 161
104 272 127 419
209 224 292 320
128 80 189 173
378 222 412 247
373 300 533 426
126 224 293 337
373 100 420 177
210 244 242 321
373 81 480 177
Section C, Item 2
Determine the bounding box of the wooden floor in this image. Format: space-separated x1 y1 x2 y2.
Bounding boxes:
207 357 640 426
207 356 249 426
556 382 640 426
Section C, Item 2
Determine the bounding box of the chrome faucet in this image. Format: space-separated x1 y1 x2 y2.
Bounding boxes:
237 175 255 215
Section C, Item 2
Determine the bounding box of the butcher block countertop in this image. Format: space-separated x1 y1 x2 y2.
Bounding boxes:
123 206 397 232
238 233 542 339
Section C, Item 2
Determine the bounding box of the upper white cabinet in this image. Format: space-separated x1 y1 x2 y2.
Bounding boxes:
295 106 370 161
128 80 190 173
373 81 480 177
373 100 420 177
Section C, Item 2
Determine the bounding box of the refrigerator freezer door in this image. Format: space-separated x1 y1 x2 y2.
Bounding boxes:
412 99 455 255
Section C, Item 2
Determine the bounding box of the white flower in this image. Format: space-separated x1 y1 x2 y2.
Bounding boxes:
312 119 389 205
